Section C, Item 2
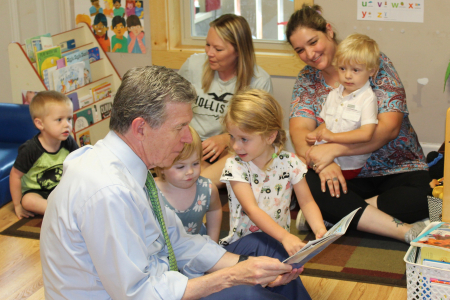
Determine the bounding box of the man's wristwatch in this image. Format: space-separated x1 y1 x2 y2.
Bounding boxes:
237 255 249 264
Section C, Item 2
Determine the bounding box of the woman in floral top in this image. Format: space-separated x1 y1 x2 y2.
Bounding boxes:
286 4 431 243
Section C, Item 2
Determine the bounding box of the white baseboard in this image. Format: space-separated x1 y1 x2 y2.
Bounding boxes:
420 142 441 157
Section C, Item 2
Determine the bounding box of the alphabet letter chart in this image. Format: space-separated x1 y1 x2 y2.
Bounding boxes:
357 1 424 23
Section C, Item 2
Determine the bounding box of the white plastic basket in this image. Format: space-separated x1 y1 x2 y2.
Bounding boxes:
404 222 450 300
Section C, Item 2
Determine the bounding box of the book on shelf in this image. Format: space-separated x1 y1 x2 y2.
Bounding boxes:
59 39 76 53
57 58 66 69
64 49 92 84
411 222 450 250
25 33 51 63
283 208 360 268
53 61 85 93
32 39 42 55
79 94 94 108
43 66 57 90
92 83 112 102
67 93 80 111
78 131 91 146
88 47 100 63
40 36 54 50
62 49 80 57
99 101 112 119
92 104 102 123
73 107 95 132
35 46 62 79
64 49 89 65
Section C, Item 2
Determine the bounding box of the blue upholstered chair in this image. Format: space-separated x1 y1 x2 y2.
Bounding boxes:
0 103 38 207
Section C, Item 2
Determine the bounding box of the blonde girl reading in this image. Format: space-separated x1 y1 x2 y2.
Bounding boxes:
219 89 327 256
154 126 222 242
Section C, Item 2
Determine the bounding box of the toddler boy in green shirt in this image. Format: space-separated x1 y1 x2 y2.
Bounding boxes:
10 91 78 219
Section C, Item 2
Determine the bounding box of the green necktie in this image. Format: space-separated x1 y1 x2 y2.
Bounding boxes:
145 172 178 271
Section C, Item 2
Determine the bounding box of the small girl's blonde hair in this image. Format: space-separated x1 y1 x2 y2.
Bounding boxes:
223 89 286 170
154 126 203 180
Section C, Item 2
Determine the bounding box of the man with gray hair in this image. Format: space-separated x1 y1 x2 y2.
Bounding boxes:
40 66 310 300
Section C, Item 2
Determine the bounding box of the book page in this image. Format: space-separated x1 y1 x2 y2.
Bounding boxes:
282 208 361 266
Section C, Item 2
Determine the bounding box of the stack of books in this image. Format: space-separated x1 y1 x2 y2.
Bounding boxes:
411 222 450 290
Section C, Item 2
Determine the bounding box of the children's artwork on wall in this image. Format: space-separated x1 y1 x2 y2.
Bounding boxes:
74 0 146 54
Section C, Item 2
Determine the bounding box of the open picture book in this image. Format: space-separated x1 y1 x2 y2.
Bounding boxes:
411 222 450 250
283 207 361 268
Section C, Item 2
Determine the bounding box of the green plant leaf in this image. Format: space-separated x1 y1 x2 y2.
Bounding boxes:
444 61 450 92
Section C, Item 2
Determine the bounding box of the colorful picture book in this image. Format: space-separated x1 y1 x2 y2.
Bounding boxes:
92 83 112 102
421 245 450 264
283 208 360 268
64 49 92 84
53 62 85 93
88 47 100 63
25 33 51 63
35 46 62 79
64 49 89 65
411 222 450 249
78 131 91 146
73 107 94 132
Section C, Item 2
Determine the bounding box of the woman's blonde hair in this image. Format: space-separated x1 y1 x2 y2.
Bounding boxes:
223 89 286 170
202 14 256 94
333 33 380 72
154 126 203 180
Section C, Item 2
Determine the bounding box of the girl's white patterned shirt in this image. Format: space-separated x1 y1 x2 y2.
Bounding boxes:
219 150 307 246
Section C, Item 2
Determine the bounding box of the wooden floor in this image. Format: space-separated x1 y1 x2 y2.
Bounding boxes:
0 201 407 300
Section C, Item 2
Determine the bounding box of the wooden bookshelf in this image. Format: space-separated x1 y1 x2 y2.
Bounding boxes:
8 22 121 147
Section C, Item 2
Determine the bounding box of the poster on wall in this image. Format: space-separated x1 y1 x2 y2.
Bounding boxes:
74 0 146 54
357 0 424 23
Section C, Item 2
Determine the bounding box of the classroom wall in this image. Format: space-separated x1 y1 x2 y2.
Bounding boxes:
2 0 449 146
1 1 13 105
